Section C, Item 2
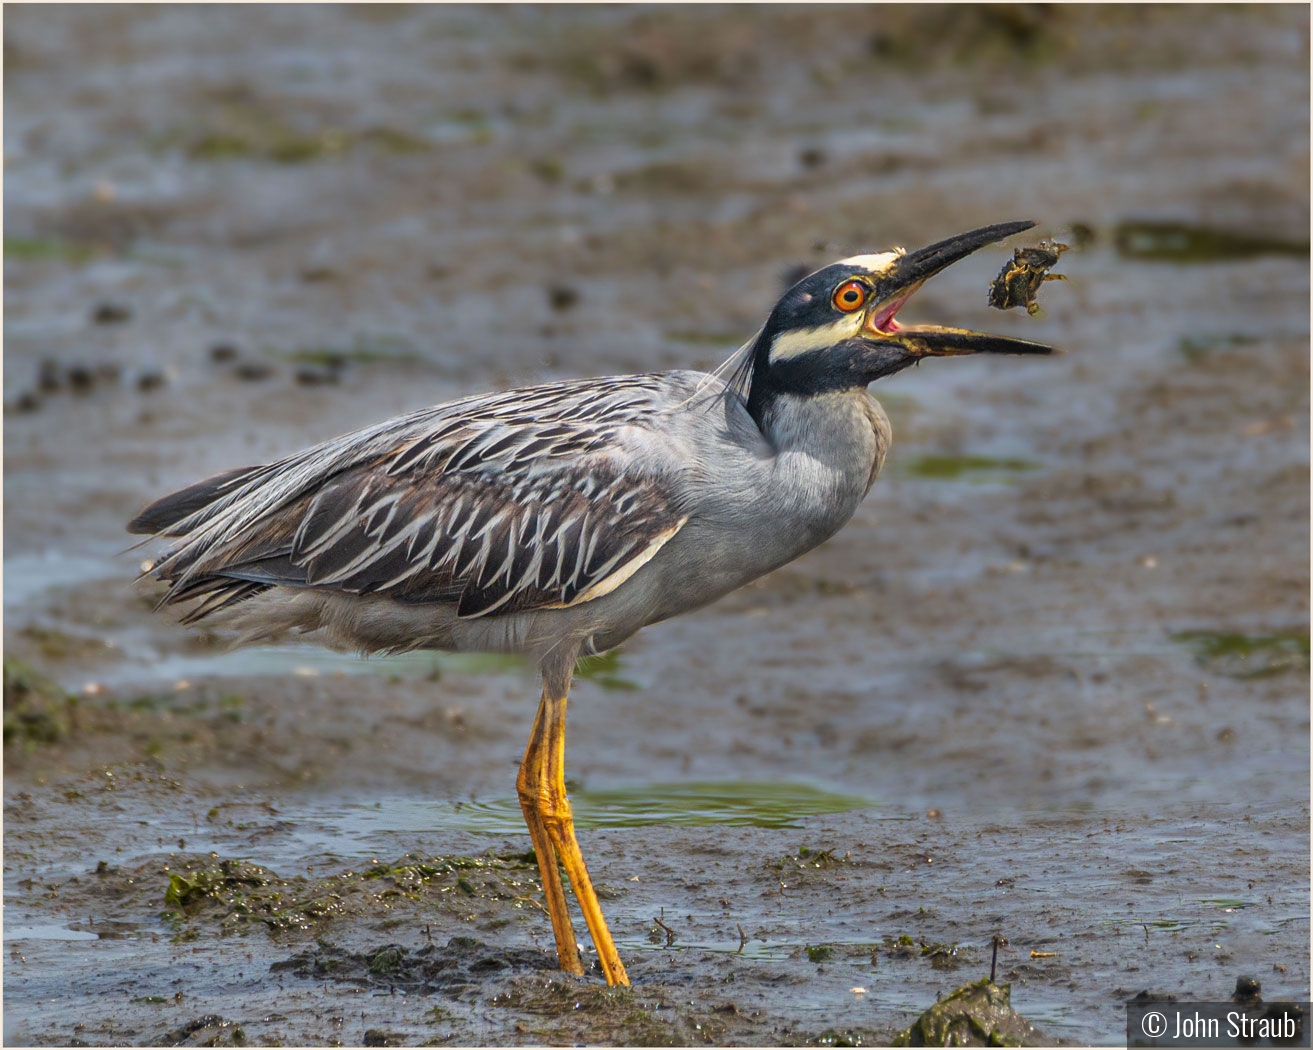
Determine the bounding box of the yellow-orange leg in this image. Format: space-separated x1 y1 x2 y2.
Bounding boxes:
516 695 583 976
516 680 630 986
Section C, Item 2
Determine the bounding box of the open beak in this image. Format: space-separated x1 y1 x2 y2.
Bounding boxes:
865 220 1055 357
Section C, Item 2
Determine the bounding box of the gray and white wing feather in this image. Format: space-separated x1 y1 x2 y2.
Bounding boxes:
132 375 699 622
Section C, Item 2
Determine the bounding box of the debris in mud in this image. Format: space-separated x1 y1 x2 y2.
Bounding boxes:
1233 975 1262 1004
39 358 64 391
798 145 827 169
161 851 541 934
273 936 555 997
30 358 123 398
772 844 850 877
809 1028 881 1048
1065 221 1096 249
3 657 78 747
546 283 580 311
91 301 132 324
165 858 273 909
136 368 168 393
301 265 342 282
892 978 1047 1047
67 363 98 393
162 1014 247 1047
20 625 118 662
987 239 1068 315
233 360 276 382
882 934 919 961
100 364 134 395
922 941 966 970
294 364 341 386
209 342 240 363
489 971 747 1045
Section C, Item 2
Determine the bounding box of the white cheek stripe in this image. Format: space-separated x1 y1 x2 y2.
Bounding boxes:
769 315 864 362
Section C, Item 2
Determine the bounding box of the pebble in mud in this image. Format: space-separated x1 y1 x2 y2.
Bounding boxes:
893 978 1048 1047
67 364 97 393
136 368 168 393
38 358 63 392
1233 975 1262 1003
233 360 275 381
798 145 827 169
33 359 123 397
546 283 580 311
90 301 132 324
295 364 341 386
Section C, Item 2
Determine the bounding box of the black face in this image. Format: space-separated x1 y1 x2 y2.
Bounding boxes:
737 222 1055 425
767 262 876 329
741 261 915 421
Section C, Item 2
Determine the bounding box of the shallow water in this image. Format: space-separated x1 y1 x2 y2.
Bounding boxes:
5 5 1309 1047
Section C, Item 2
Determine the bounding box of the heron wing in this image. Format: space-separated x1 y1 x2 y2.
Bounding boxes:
141 375 696 620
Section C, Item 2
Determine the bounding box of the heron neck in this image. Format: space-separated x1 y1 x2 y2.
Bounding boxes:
759 388 892 503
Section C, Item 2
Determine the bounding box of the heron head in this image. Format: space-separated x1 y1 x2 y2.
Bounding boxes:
743 221 1054 420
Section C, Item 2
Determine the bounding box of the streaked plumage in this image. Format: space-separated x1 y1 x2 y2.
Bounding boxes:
132 368 880 662
130 221 1054 986
137 375 691 622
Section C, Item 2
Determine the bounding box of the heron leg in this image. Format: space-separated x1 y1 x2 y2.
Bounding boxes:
520 672 630 987
517 692 584 976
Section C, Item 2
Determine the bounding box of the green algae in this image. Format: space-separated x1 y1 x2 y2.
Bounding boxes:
277 336 423 368
805 943 834 963
1177 332 1260 363
18 625 120 662
1170 628 1309 678
161 850 540 935
182 112 432 164
901 454 1038 481
1113 221 1308 262
575 650 639 691
3 657 79 748
573 780 872 830
4 236 102 265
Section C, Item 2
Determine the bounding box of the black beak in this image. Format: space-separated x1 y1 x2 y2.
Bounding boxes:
868 220 1055 357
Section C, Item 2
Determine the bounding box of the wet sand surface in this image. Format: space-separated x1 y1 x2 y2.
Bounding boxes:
4 6 1309 1046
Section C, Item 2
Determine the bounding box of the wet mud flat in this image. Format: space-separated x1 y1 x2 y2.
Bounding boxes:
4 5 1310 1046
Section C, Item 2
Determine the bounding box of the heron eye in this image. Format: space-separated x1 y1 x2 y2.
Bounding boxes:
832 280 867 313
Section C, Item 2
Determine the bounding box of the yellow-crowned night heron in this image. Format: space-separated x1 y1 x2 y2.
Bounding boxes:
129 220 1052 987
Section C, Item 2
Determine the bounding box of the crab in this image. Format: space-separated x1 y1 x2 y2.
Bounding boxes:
988 239 1068 316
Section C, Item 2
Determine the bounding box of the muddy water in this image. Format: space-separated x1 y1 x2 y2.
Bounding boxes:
4 6 1309 1046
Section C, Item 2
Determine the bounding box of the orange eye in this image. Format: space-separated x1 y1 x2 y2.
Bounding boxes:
832 279 867 313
